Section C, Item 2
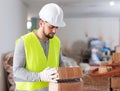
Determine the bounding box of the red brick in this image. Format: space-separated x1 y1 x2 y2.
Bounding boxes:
112 53 120 62
112 88 120 91
49 82 83 91
111 76 120 88
115 45 120 53
83 75 110 91
49 67 83 91
57 67 83 79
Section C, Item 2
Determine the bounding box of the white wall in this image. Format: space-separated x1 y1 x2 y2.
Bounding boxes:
0 0 27 91
0 1 120 90
0 0 27 55
57 17 120 50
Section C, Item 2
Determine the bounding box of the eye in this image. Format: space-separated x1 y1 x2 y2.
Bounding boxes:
49 26 54 29
49 25 58 29
45 21 58 29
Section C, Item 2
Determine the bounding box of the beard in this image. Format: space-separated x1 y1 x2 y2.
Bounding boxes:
43 28 55 39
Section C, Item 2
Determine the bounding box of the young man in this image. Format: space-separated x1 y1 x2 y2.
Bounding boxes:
13 3 66 91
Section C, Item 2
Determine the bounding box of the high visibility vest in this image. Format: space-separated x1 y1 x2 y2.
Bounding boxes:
15 32 60 90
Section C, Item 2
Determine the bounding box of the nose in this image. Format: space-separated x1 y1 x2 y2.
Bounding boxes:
52 27 58 33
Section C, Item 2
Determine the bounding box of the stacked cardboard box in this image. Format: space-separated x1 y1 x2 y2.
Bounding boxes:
49 67 83 91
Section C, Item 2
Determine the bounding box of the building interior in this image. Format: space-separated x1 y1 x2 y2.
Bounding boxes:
1 0 120 91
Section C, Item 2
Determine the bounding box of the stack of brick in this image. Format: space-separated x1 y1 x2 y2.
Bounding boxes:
84 46 120 91
112 53 120 63
2 52 15 91
83 66 111 91
83 76 110 91
83 75 110 91
49 67 83 91
115 45 120 53
111 76 120 91
111 46 120 91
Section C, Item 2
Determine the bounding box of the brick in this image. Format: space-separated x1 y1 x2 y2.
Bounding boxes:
98 66 112 73
115 45 120 53
57 67 83 79
112 53 120 62
83 75 110 87
112 88 120 91
83 75 110 91
100 60 112 66
84 85 110 91
98 66 108 73
49 82 83 91
49 67 83 91
111 76 120 88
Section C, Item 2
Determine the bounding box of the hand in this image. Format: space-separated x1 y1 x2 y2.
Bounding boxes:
39 67 59 82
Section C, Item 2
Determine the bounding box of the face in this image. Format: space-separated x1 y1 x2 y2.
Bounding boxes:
41 21 58 39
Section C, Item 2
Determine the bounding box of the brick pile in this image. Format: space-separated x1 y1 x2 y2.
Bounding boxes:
83 75 110 91
49 67 83 91
111 76 120 91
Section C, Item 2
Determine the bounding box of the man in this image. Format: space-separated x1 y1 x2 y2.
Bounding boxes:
13 3 66 91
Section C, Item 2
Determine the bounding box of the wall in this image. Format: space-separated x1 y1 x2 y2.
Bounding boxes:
57 17 120 50
0 0 27 91
0 1 119 89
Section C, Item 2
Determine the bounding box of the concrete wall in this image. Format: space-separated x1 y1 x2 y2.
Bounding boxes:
0 0 27 90
57 17 120 50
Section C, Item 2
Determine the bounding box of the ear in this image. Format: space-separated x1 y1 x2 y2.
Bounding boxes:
39 19 44 27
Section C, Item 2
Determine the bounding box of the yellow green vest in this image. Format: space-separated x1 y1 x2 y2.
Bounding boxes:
15 32 60 90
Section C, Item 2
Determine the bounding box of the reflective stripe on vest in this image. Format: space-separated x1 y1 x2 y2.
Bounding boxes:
15 32 60 90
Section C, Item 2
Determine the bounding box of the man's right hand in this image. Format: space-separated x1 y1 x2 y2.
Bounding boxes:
39 67 59 82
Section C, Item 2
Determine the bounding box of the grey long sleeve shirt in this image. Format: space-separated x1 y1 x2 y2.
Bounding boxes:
13 38 63 91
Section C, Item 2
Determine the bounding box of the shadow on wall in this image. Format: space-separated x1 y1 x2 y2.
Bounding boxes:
62 40 91 64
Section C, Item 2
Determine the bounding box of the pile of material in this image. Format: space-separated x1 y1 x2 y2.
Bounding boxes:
2 52 15 91
49 67 83 91
83 75 110 91
86 49 120 91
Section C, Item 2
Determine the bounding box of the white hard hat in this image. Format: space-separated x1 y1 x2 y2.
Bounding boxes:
39 3 66 27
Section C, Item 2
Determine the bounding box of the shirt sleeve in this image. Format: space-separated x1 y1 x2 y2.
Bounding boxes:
59 48 64 67
13 39 40 81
